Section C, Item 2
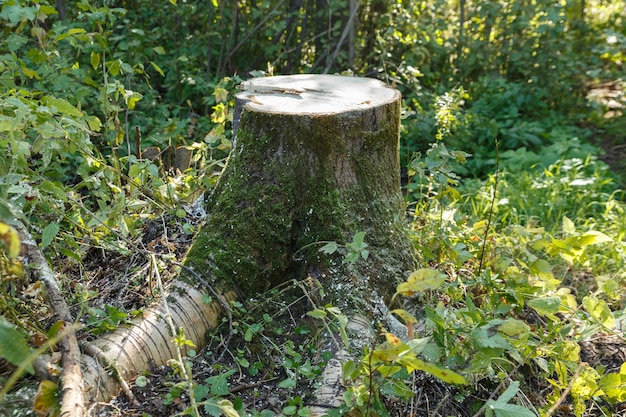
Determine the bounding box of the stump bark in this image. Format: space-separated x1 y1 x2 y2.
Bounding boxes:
185 74 415 299
81 74 416 406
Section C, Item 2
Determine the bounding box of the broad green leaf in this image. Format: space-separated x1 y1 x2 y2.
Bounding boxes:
206 369 235 396
488 402 536 417
90 52 100 70
318 241 337 255
7 33 28 52
528 296 562 315
40 181 67 200
562 216 576 234
497 319 530 340
203 399 222 417
153 46 166 55
41 96 82 117
213 87 229 103
396 268 447 296
0 317 33 373
306 309 327 319
1 4 36 24
134 375 148 388
283 405 297 416
380 379 414 399
278 378 296 389
411 358 467 385
496 381 520 404
33 380 59 417
391 308 417 324
471 326 511 350
599 373 626 402
342 360 356 380
41 222 60 249
218 399 240 417
577 230 612 246
582 296 615 329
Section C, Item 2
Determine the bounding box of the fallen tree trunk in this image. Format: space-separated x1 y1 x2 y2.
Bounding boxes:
80 74 416 407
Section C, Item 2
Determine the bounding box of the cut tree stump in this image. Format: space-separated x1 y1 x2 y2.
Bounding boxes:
81 74 416 408
186 74 415 296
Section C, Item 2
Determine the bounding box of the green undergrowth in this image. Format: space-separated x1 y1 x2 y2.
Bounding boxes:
111 138 626 417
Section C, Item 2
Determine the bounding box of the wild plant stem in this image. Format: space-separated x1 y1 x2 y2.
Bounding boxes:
477 139 499 276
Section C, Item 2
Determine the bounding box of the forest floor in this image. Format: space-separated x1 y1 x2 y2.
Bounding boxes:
4 81 626 416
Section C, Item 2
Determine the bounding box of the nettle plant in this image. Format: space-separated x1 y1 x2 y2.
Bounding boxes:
405 146 626 415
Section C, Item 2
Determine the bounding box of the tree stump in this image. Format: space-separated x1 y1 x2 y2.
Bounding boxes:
81 75 416 406
185 74 415 300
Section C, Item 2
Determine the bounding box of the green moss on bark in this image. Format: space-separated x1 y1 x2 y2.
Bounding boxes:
184 97 415 298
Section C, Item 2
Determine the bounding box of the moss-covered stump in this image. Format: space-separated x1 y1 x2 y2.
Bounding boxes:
184 74 415 300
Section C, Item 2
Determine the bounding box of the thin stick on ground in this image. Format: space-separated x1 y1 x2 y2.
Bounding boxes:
15 220 85 417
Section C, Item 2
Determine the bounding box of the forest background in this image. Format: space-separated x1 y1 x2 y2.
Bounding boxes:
1 0 626 416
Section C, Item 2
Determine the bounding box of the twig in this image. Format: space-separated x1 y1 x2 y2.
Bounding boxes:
229 379 276 394
477 139 499 276
323 0 361 74
15 220 85 417
545 365 582 417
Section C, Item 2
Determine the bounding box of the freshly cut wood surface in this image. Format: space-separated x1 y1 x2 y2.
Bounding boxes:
237 74 399 114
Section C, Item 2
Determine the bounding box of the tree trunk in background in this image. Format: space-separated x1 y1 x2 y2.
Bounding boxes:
81 75 416 405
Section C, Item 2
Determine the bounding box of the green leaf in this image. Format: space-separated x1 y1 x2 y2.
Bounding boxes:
318 241 337 255
582 296 615 329
41 222 60 249
213 87 229 103
496 381 521 404
396 268 447 295
40 181 67 201
1 4 36 24
150 61 165 77
599 373 626 402
283 405 297 416
193 383 209 401
33 380 60 417
203 399 222 417
6 33 28 52
562 216 576 234
41 96 83 117
577 230 612 246
471 326 511 350
489 402 536 417
135 375 148 388
278 378 296 389
205 369 235 396
306 309 327 319
217 399 240 417
528 296 562 315
90 52 100 70
86 115 102 132
412 359 467 385
497 319 530 340
0 317 34 374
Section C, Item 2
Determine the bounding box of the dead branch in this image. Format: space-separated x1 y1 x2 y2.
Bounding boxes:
15 220 85 417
